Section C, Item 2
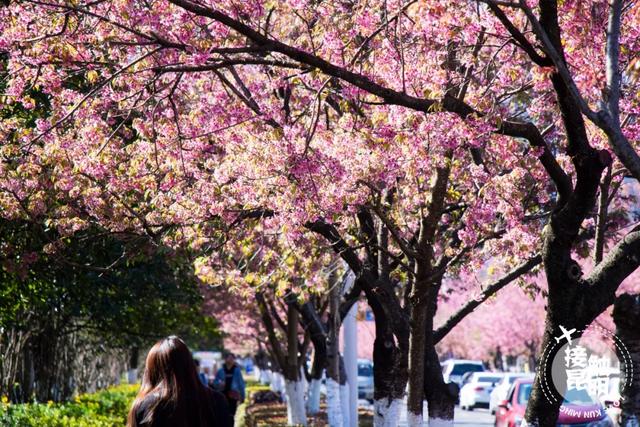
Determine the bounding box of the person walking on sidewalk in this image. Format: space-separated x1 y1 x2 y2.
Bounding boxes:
128 336 231 427
214 352 245 419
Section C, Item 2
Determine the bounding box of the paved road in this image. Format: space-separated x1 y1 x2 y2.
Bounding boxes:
454 407 494 426
364 400 495 426
358 397 621 426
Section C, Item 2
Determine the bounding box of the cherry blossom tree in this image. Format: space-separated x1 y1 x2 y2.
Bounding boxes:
2 1 640 426
197 225 358 425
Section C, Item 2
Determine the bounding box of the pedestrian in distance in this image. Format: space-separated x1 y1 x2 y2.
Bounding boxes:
213 352 246 418
194 358 208 386
127 336 232 427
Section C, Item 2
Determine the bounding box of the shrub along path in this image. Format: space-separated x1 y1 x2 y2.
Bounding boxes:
0 384 138 427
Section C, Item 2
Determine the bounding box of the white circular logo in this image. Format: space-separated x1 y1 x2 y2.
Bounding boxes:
539 324 632 419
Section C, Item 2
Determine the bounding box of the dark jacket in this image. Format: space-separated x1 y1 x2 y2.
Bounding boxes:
134 387 232 427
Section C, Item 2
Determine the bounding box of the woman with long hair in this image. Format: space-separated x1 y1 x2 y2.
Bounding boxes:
127 336 231 427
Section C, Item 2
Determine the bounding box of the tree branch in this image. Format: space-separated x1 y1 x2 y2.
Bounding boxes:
480 0 552 66
167 0 572 197
305 219 363 275
433 254 542 343
586 225 640 318
154 58 308 73
256 292 287 370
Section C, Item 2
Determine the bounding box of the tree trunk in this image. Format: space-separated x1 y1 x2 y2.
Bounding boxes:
327 275 345 427
339 368 350 427
127 346 139 384
372 322 407 427
525 340 537 372
373 397 402 427
294 299 328 415
307 344 324 415
524 327 560 426
425 317 457 427
285 379 307 426
283 304 307 427
307 376 322 415
494 346 504 371
407 304 428 427
614 294 640 426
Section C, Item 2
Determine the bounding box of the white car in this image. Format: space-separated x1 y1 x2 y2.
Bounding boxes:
459 372 504 410
489 372 535 414
441 359 485 388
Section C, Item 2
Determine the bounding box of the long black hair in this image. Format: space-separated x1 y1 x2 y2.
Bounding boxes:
127 336 216 427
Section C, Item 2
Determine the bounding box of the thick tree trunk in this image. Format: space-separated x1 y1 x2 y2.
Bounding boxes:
524 327 562 427
372 326 407 427
614 294 640 426
373 397 403 427
425 324 457 427
407 305 428 427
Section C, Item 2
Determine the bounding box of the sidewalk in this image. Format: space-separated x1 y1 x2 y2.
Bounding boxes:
359 399 494 426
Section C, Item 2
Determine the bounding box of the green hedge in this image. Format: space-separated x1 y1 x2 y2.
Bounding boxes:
0 384 139 427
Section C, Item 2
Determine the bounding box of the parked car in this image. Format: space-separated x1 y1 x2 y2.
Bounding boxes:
489 373 535 414
441 359 485 388
599 372 621 425
494 378 614 427
459 372 504 410
357 359 374 401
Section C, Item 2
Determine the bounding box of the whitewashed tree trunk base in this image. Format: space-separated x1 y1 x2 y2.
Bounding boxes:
126 369 137 384
307 378 322 414
272 373 285 394
259 369 269 385
340 383 350 427
407 411 424 427
373 398 402 427
326 378 344 426
429 417 454 427
285 380 307 426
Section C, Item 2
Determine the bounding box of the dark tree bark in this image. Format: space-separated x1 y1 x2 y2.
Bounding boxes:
294 299 328 384
306 217 410 422
520 0 636 424
128 347 139 372
614 294 640 425
424 339 458 423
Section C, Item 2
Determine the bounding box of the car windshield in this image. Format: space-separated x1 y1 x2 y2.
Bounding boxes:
358 364 373 377
477 375 502 384
451 363 483 375
517 383 533 404
563 388 596 405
